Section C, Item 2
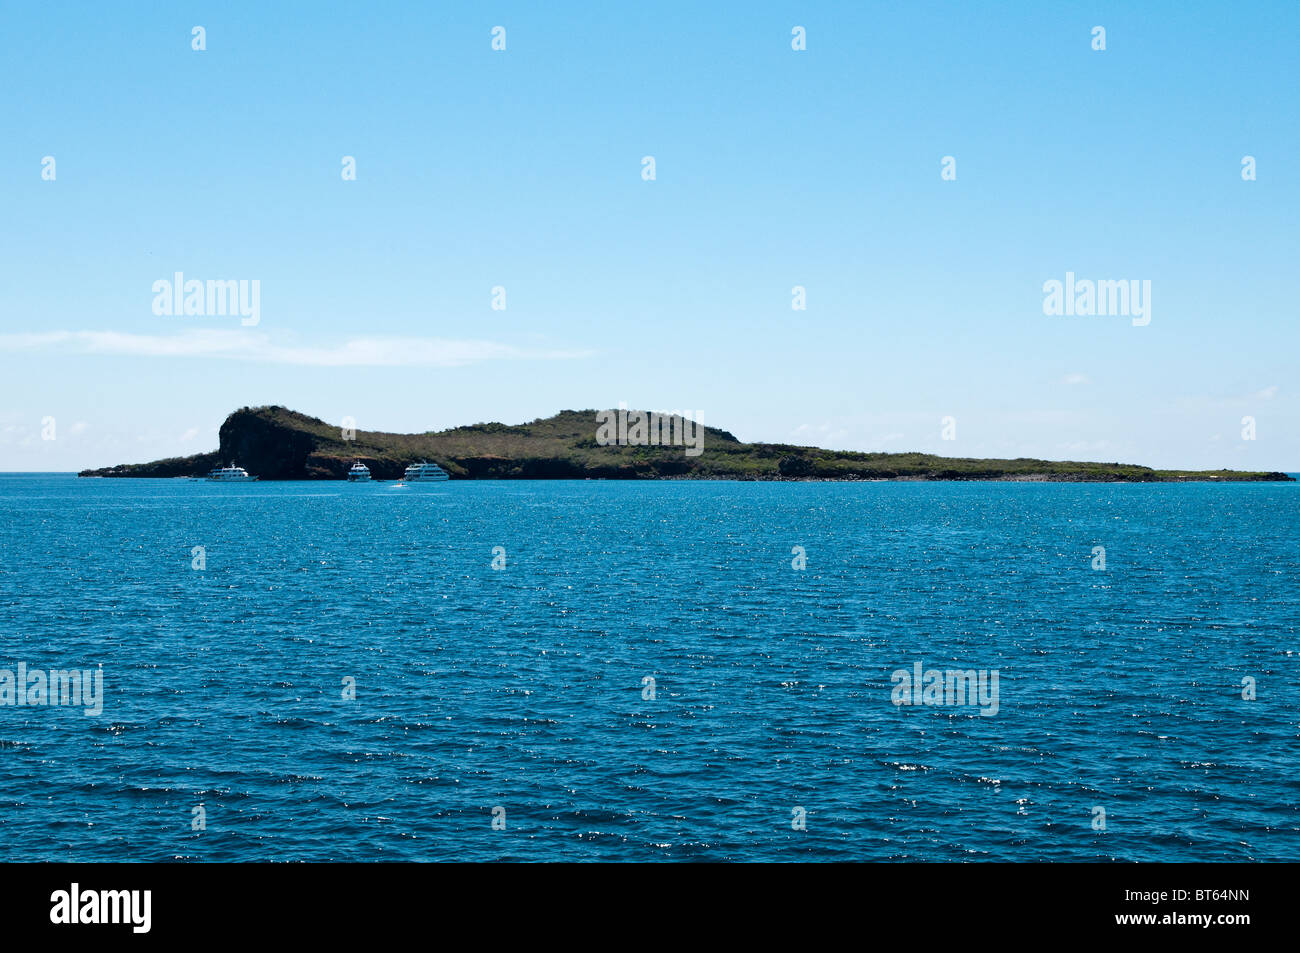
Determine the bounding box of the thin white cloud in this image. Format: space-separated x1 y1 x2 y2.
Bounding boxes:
0 330 593 367
1058 439 1113 453
1062 372 1089 385
1185 384 1284 410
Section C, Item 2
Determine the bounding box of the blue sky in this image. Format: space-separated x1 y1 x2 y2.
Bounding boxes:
1 1 1296 471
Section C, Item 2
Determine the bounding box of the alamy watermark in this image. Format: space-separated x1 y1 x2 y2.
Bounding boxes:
1 663 103 716
1042 272 1150 326
595 404 704 457
891 661 999 716
152 272 260 326
50 883 150 933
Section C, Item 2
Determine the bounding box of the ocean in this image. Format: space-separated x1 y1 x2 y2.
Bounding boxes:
1 473 1297 861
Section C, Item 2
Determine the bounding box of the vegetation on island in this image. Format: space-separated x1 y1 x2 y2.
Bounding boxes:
77 405 1295 482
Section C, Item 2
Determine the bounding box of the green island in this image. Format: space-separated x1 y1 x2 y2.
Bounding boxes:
77 405 1294 482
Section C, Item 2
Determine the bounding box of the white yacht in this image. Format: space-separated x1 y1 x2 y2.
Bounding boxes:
207 463 256 482
347 461 371 482
398 461 449 483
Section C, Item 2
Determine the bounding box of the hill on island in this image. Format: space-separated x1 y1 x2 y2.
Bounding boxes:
77 405 1294 482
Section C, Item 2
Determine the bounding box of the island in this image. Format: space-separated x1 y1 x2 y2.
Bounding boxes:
77 405 1294 482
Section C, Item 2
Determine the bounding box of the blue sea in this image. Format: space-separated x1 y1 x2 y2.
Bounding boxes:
1 473 1297 862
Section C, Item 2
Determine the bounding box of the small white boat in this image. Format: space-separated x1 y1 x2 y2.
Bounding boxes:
396 461 449 485
347 461 371 482
207 463 256 482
